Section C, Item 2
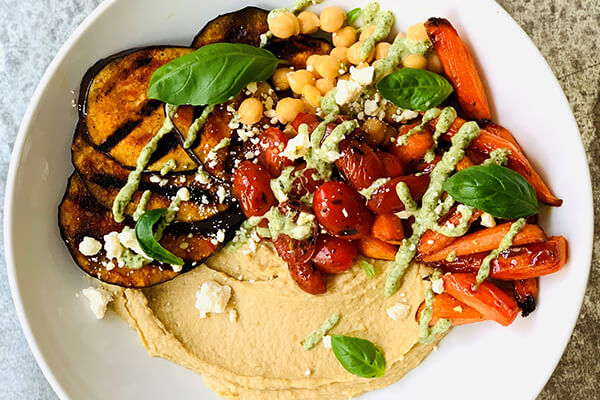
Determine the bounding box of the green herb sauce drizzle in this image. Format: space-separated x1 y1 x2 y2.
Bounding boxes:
418 270 451 344
133 190 152 222
303 313 340 350
184 105 215 149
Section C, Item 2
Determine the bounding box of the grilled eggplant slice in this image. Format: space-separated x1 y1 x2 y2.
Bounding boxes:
191 6 269 48
175 82 278 182
79 47 198 172
59 174 245 288
266 36 333 69
72 129 232 222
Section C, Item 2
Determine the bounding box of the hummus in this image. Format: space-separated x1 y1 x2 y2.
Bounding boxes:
110 243 444 400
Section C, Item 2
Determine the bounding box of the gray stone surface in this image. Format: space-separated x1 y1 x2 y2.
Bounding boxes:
0 0 597 399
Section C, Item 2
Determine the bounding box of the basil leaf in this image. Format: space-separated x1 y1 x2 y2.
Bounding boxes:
376 68 454 111
331 335 386 378
135 209 184 265
148 43 283 105
443 165 539 219
346 8 361 25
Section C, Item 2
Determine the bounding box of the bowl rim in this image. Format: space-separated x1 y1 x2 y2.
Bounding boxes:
3 0 594 399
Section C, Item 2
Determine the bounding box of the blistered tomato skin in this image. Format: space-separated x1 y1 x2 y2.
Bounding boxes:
233 161 277 217
288 262 327 294
335 139 384 190
290 166 325 199
272 201 318 265
257 127 294 177
312 234 357 273
313 181 374 240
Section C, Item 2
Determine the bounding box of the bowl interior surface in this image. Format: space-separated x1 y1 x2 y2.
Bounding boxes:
5 0 592 399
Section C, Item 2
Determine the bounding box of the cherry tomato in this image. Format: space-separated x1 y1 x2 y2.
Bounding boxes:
375 150 405 178
288 262 326 294
312 234 357 274
313 181 373 240
335 139 384 190
289 165 324 199
233 161 276 217
257 127 294 177
411 154 442 175
291 112 320 133
272 201 317 265
366 175 430 214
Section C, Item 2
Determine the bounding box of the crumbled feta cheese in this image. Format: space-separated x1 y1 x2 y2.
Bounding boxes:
172 264 183 273
246 82 258 93
401 110 419 121
195 281 232 318
386 303 411 321
480 212 496 228
216 229 226 243
195 171 211 185
82 287 113 319
177 187 191 201
179 242 189 250
323 335 332 349
264 108 277 119
364 99 379 116
78 236 102 256
334 80 362 106
102 260 116 271
341 208 348 218
281 130 310 160
159 179 168 187
149 175 161 183
229 309 238 323
217 186 227 203
103 232 123 260
350 66 375 86
118 226 148 258
431 277 445 294
304 368 312 376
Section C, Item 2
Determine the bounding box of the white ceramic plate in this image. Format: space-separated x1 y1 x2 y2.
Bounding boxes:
5 0 593 399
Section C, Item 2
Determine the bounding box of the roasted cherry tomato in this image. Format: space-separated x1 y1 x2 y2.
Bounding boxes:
288 262 327 294
291 112 320 133
366 175 430 214
257 127 293 177
375 149 405 178
312 234 358 274
313 181 373 240
272 201 317 265
335 139 384 190
289 165 325 199
233 161 276 217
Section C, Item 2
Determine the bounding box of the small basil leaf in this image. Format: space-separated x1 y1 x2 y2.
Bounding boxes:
443 165 539 219
376 68 454 111
331 335 386 378
346 8 361 25
148 43 283 105
135 209 184 266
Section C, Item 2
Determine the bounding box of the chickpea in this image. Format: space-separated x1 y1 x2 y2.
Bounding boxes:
332 26 357 48
359 24 377 41
287 69 315 94
276 97 304 124
302 98 318 114
427 52 444 74
347 41 374 65
403 54 427 69
298 11 320 34
268 10 300 39
320 7 346 33
330 47 349 65
316 55 342 79
272 67 292 91
362 118 388 147
356 62 370 69
407 22 429 42
302 85 322 107
375 42 391 60
315 78 336 95
238 98 264 125
306 54 321 73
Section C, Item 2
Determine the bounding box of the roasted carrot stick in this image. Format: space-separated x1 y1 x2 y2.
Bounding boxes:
418 207 483 256
513 278 539 317
432 116 562 206
416 292 487 326
424 236 567 281
478 119 521 150
375 149 405 178
421 222 546 262
357 236 398 260
443 273 520 326
393 124 434 165
425 18 491 121
456 154 474 171
366 174 429 214
371 214 405 244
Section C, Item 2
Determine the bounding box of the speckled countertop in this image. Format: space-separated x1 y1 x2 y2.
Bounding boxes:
0 0 598 399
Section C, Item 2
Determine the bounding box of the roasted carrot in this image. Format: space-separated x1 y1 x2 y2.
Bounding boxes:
393 124 434 165
371 214 405 245
455 155 474 171
432 116 562 206
357 236 398 260
424 236 568 281
513 278 539 317
418 207 483 256
425 18 491 121
478 119 521 150
416 292 487 326
443 273 520 326
421 222 546 262
375 149 405 178
366 174 429 214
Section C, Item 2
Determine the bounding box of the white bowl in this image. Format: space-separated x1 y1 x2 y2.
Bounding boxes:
4 0 593 399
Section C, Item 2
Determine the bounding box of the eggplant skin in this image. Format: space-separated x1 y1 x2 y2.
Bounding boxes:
78 46 198 173
58 174 245 288
266 36 333 69
191 6 269 48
